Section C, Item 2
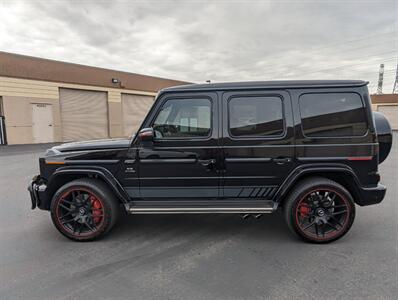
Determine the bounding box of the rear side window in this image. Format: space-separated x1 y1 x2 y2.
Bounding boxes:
299 93 368 137
228 96 284 137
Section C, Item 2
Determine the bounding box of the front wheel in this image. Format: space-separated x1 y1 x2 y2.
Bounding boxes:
284 177 355 243
50 179 120 241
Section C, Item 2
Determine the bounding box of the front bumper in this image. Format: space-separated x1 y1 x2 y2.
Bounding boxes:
28 175 48 210
356 183 386 206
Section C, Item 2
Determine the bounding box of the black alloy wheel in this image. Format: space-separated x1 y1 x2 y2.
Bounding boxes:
55 188 104 236
51 179 119 241
284 177 355 243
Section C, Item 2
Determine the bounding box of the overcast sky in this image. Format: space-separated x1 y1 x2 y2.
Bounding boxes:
0 0 397 93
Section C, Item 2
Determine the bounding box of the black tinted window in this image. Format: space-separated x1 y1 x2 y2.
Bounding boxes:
299 93 367 137
153 98 211 139
229 96 284 137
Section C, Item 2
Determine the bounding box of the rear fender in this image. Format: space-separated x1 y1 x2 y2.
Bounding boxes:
274 164 362 205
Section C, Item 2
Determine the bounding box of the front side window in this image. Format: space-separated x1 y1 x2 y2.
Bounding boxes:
228 96 284 137
153 98 211 139
299 93 367 137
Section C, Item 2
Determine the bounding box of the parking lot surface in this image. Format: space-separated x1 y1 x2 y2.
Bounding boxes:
0 137 397 300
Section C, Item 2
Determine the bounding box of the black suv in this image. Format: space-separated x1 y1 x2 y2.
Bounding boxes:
28 80 392 243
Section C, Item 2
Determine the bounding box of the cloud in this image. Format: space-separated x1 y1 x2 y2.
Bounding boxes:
0 0 397 92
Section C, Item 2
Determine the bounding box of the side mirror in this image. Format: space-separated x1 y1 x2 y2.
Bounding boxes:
138 127 154 142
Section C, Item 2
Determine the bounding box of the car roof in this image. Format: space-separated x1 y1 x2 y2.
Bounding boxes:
161 80 368 92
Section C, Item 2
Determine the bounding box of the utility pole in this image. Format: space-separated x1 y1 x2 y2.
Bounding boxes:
393 61 398 94
377 64 384 95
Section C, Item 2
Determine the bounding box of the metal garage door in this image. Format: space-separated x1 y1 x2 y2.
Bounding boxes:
378 105 398 130
121 94 154 137
60 88 108 141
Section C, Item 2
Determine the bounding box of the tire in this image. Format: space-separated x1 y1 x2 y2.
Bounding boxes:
50 178 120 242
283 177 355 243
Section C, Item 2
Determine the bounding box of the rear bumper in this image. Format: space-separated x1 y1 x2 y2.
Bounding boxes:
28 175 48 210
356 183 386 206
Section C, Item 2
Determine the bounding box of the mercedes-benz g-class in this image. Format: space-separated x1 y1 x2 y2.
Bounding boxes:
28 80 392 243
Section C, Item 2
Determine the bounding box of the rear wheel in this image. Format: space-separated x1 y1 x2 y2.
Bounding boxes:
50 179 120 241
284 177 355 243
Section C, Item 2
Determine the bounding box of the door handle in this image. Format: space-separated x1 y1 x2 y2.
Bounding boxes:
272 157 292 165
198 159 216 167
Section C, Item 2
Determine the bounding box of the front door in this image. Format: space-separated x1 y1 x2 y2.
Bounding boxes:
221 90 295 200
137 92 220 200
32 103 54 143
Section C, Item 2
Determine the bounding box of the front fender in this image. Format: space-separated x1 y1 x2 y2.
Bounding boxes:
36 166 130 210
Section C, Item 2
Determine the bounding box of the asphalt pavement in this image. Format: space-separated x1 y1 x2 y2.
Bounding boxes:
0 138 397 300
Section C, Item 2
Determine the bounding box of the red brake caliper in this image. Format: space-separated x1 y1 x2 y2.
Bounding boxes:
90 196 103 224
299 204 311 217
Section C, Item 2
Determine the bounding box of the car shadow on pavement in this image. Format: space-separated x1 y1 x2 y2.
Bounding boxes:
109 210 296 243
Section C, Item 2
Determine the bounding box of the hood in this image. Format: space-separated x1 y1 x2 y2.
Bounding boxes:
51 138 132 153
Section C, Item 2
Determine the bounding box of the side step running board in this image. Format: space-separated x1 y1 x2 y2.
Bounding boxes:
127 207 275 214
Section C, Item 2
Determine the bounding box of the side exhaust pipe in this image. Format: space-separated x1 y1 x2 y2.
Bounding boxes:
241 214 263 220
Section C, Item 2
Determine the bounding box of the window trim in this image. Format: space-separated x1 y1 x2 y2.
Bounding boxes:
298 91 369 139
227 94 286 139
150 96 213 141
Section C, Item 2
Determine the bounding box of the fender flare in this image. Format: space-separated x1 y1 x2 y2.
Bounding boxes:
274 163 362 202
47 166 130 205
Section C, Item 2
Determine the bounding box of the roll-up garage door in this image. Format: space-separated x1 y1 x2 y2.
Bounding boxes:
378 105 398 130
121 94 154 137
60 88 108 141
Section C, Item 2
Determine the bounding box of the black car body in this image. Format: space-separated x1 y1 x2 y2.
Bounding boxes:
29 80 392 243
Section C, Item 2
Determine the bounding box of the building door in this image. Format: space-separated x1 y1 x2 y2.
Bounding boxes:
0 97 6 145
378 105 398 130
32 103 54 143
121 94 155 137
60 88 108 142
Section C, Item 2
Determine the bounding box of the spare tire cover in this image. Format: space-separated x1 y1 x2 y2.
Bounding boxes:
373 111 393 164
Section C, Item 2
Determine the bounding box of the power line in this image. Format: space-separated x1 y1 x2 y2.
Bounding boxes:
295 57 398 76
227 31 398 71
257 55 398 79
230 30 397 58
236 52 398 76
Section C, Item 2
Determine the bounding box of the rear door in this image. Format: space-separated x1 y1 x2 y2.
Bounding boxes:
221 90 295 200
137 91 220 200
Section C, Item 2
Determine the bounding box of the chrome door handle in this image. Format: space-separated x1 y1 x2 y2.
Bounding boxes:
198 159 216 167
272 157 292 165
